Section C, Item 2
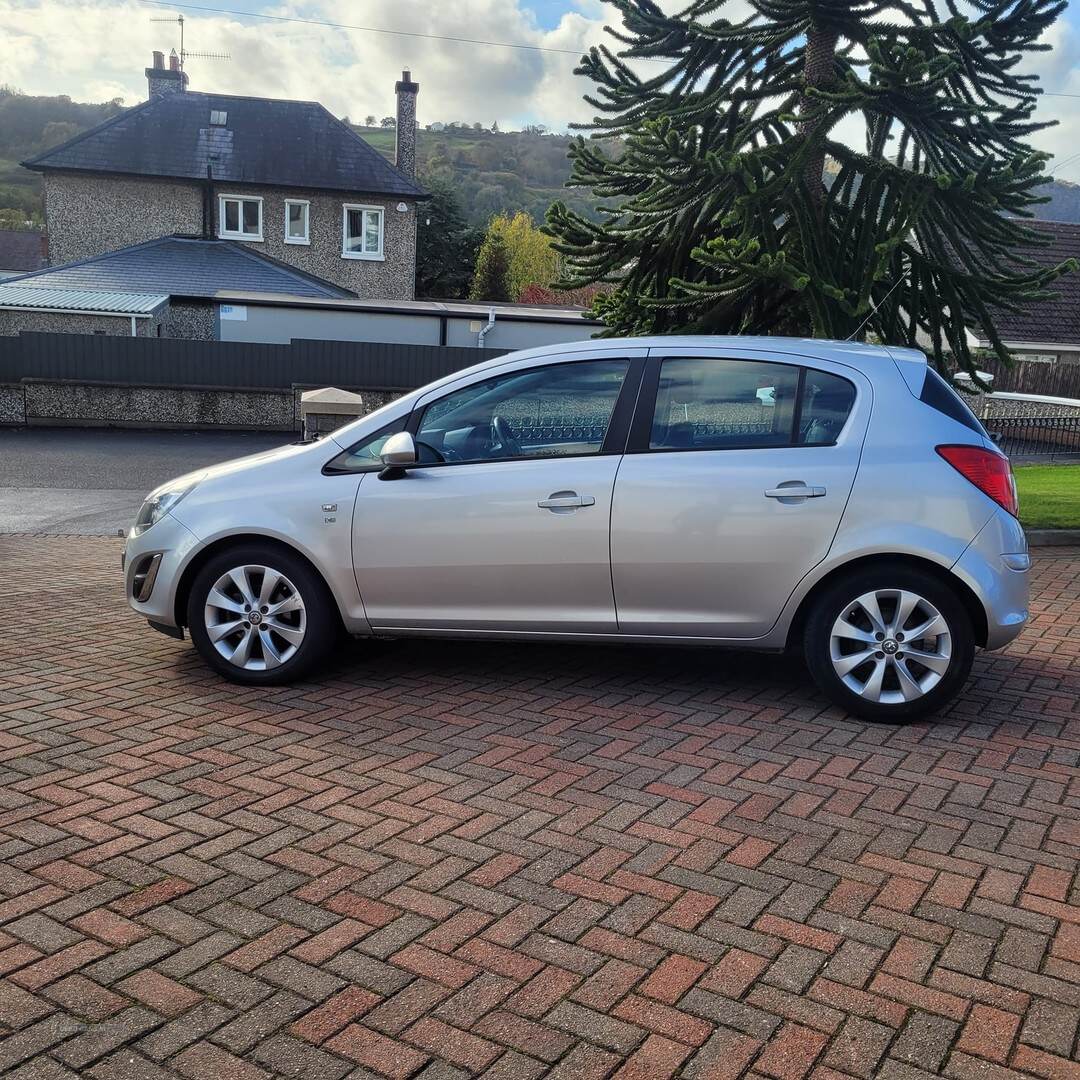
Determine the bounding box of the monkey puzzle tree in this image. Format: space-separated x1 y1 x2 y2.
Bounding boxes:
545 0 1074 374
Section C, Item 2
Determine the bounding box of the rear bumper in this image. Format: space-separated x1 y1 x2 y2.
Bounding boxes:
952 510 1029 650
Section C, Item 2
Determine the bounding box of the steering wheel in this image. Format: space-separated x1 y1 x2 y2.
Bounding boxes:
491 415 523 458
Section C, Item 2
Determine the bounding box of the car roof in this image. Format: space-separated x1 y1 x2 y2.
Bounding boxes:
388 336 926 418
459 335 924 382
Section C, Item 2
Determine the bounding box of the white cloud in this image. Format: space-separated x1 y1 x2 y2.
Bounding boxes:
0 0 613 130
0 0 1076 163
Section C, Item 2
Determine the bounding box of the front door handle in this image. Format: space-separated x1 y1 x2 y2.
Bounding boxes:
538 492 595 510
764 484 826 499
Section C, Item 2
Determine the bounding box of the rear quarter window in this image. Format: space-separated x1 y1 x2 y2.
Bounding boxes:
919 369 989 436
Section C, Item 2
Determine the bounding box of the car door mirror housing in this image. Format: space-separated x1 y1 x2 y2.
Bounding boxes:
378 431 418 480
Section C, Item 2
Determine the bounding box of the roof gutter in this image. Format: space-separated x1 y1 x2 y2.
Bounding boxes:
0 305 155 319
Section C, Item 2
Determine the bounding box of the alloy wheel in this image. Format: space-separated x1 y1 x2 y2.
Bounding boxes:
203 564 307 671
829 588 952 705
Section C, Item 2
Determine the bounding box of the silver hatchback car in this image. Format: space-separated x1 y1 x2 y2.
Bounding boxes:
123 337 1029 721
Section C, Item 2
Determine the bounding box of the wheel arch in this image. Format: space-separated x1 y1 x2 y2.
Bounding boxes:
174 533 345 631
785 553 989 651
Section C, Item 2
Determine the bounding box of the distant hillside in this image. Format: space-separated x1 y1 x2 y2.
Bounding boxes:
3 86 1079 232
0 87 608 228
351 124 612 226
0 88 124 222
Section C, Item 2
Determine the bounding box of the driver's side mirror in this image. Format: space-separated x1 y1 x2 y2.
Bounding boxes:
378 431 417 481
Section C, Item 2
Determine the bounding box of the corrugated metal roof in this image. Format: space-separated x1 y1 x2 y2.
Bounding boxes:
0 286 167 315
4 237 352 301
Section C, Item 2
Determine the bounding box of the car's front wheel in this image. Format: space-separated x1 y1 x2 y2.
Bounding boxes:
187 544 338 684
804 565 975 722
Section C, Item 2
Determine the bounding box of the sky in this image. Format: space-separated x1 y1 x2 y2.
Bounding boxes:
3 0 1080 179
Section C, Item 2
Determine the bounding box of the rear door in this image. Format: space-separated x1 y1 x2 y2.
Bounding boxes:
610 348 871 638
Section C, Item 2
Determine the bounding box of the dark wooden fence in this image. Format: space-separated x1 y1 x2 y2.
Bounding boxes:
0 333 507 391
977 355 1080 399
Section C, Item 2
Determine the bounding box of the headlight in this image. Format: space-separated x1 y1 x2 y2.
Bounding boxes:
132 477 201 535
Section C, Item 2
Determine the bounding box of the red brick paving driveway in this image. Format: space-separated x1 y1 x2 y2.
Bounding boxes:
0 534 1078 1080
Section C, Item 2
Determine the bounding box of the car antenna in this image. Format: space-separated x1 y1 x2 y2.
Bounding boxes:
846 272 907 342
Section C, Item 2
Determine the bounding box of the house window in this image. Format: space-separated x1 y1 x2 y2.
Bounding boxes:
1013 352 1058 365
285 200 310 245
342 204 384 260
219 195 263 241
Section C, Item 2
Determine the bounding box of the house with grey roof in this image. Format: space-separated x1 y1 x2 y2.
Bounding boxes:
969 219 1080 367
5 52 425 338
0 236 352 338
0 230 47 280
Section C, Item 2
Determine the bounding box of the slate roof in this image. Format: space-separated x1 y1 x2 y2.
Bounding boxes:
22 91 425 199
3 236 353 301
987 220 1080 346
0 229 47 272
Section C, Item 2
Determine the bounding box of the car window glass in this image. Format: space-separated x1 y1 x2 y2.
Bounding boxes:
324 418 428 472
798 370 857 446
416 359 629 465
650 358 799 450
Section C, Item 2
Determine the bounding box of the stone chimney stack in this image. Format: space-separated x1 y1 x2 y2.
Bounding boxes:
146 48 189 99
394 69 419 178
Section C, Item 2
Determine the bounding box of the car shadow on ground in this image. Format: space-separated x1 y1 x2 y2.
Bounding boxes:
162 630 1062 734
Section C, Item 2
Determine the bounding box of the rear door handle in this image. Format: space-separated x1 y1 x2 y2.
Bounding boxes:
764 485 826 499
538 492 595 510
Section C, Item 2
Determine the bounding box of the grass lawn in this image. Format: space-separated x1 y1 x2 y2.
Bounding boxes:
1014 464 1080 529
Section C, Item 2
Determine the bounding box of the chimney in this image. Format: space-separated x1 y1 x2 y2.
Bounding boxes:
146 48 189 99
394 69 419 178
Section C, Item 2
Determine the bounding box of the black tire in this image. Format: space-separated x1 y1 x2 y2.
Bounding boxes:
187 543 339 685
804 564 975 722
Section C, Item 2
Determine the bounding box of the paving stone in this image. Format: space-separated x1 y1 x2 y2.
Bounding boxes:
0 535 1076 1080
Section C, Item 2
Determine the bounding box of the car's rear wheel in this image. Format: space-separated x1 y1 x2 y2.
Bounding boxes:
187 544 338 685
804 565 974 722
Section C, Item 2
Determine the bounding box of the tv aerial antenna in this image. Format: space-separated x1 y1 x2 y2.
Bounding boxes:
150 13 231 72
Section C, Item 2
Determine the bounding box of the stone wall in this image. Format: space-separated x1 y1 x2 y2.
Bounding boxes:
210 183 417 300
43 173 203 265
42 173 418 300
164 301 216 341
969 395 1080 419
0 379 400 431
0 384 23 425
0 309 161 337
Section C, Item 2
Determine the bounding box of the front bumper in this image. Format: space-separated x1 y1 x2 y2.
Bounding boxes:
953 509 1030 651
122 512 202 629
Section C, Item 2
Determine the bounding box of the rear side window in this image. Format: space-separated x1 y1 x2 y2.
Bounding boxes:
650 358 800 450
798 370 856 445
920 369 988 436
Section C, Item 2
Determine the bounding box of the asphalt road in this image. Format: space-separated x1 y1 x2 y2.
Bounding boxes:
0 427 291 534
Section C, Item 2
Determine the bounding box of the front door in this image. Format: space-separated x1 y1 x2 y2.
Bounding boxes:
611 351 870 638
352 354 643 634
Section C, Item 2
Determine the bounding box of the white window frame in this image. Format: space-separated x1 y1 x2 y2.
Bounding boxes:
342 203 384 261
284 199 310 245
218 194 263 242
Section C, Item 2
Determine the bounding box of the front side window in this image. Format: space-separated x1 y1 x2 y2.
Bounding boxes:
219 195 263 241
416 359 629 465
343 205 383 259
651 357 800 450
285 200 310 244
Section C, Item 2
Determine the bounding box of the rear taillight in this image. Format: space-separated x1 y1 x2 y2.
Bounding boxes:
936 444 1018 517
